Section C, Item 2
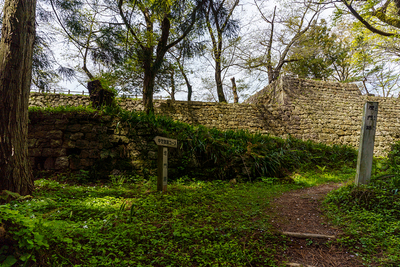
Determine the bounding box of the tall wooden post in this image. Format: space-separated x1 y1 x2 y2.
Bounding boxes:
157 146 168 192
355 102 378 185
154 136 177 192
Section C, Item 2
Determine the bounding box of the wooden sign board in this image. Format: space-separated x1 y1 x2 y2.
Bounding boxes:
154 136 177 148
355 102 378 185
154 136 177 192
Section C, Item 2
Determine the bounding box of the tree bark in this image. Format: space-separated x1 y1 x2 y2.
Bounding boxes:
187 84 193 101
215 59 227 102
87 80 114 108
0 0 36 195
170 68 176 101
181 69 192 101
143 60 156 114
174 55 192 101
231 77 239 103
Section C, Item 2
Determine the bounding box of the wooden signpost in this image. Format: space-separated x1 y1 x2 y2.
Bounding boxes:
154 136 177 192
355 102 378 185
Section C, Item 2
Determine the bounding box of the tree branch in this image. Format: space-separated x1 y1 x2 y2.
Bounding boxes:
342 0 396 36
166 0 206 50
117 0 144 49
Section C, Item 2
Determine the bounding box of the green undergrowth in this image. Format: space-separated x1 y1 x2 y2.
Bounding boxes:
291 165 356 186
28 105 357 182
0 163 357 267
324 145 400 266
1 176 305 267
28 105 98 114
106 106 357 181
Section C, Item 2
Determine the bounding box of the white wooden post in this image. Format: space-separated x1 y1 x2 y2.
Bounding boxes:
355 102 378 185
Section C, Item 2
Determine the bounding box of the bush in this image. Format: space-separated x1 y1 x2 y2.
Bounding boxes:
324 141 400 265
112 109 357 182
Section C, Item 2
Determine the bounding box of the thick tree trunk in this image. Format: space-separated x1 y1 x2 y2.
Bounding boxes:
231 77 239 103
187 83 193 101
215 60 227 102
187 84 192 101
267 66 277 84
0 0 36 195
143 67 156 114
88 80 114 108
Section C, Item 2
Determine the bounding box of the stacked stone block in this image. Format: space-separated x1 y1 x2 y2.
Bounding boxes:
29 76 400 157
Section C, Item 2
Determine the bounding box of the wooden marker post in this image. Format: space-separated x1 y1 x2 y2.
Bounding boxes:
355 102 378 185
154 136 177 192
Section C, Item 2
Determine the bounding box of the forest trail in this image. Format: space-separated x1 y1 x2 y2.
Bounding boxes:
270 183 365 267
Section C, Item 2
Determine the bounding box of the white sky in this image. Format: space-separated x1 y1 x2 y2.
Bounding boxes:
37 0 265 102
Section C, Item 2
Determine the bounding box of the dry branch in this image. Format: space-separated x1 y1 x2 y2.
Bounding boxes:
281 231 335 239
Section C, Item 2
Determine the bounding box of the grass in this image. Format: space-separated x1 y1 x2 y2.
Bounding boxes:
0 165 357 267
19 106 400 266
291 165 356 187
1 176 289 266
324 156 400 266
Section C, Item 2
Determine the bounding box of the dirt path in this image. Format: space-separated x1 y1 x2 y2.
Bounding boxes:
271 183 364 267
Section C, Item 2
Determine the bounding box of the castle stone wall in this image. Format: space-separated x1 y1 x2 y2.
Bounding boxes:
29 76 400 156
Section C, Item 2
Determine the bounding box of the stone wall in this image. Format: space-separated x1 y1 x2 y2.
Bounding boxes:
28 112 158 177
29 93 262 133
29 76 400 156
244 76 400 156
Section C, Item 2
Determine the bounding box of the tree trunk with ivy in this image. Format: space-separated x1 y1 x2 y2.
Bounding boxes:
0 0 36 195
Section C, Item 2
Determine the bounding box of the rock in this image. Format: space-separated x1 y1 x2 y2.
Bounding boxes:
70 133 84 141
55 157 69 170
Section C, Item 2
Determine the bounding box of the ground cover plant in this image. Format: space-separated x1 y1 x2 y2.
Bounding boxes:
0 163 356 267
1 176 291 266
1 106 361 266
324 144 400 266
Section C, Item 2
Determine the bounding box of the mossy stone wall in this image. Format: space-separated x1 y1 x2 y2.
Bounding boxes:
29 76 400 156
28 112 157 178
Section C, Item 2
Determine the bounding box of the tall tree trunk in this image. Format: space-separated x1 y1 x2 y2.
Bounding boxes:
143 66 156 114
182 69 192 101
170 68 176 101
0 0 36 195
215 60 227 102
175 58 192 101
231 77 239 103
187 84 192 101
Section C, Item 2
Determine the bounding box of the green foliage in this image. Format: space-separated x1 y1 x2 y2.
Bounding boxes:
0 177 296 266
28 106 357 182
324 141 400 265
104 109 357 182
95 76 118 96
0 205 49 266
28 105 98 114
291 166 356 187
286 19 353 81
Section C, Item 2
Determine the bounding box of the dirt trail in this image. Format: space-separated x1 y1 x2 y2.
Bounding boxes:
270 183 364 267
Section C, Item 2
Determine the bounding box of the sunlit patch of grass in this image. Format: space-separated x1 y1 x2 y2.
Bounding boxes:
292 166 356 187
